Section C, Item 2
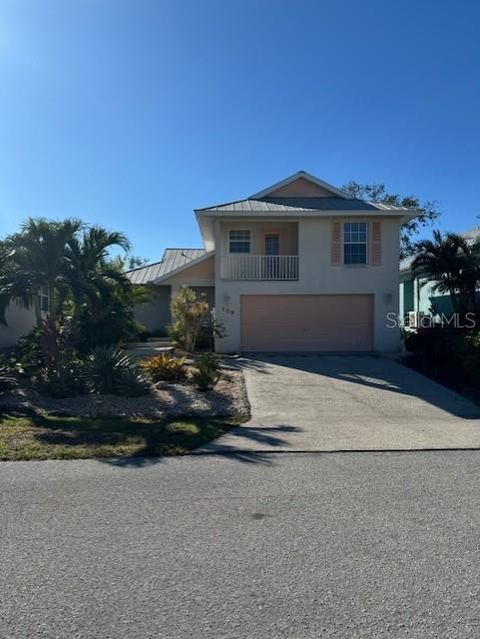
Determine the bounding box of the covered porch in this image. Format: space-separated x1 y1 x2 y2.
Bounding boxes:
219 220 299 281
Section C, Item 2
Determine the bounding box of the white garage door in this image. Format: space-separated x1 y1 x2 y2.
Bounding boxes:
240 294 374 352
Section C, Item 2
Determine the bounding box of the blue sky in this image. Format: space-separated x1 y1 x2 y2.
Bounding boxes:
1 0 479 261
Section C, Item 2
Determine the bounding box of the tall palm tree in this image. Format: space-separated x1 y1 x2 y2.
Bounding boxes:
412 230 480 318
65 226 132 323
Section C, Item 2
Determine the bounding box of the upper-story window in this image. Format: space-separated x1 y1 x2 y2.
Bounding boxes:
343 222 367 265
229 230 251 253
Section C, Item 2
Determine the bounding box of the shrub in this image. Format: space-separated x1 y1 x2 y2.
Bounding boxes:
0 362 17 395
191 353 221 392
13 327 44 376
403 328 468 367
463 353 480 383
195 314 226 352
168 286 210 352
36 363 86 399
140 353 187 383
114 365 152 397
80 347 150 396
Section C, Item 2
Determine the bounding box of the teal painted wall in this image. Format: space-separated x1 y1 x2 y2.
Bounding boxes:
399 274 454 317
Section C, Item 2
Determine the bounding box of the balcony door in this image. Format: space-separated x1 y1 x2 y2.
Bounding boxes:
264 233 280 278
265 233 280 256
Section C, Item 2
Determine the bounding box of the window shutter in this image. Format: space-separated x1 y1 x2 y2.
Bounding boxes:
371 221 382 266
331 222 341 266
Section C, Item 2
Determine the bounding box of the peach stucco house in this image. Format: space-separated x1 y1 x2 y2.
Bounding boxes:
127 171 418 353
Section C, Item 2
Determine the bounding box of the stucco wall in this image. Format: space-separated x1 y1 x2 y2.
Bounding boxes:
0 303 36 349
220 221 298 255
134 286 171 336
164 255 215 291
215 216 401 353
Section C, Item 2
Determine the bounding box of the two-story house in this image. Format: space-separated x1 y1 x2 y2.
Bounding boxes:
127 171 418 353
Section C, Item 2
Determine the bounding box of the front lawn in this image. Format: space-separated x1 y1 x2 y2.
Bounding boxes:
0 413 237 461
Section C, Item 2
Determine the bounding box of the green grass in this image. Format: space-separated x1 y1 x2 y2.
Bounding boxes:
0 413 239 461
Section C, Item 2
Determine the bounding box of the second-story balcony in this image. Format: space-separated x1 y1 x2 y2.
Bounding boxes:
221 255 299 281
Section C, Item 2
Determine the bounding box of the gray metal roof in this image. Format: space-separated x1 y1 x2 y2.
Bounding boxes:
196 196 414 214
462 226 480 243
400 227 480 273
400 255 415 271
125 248 206 285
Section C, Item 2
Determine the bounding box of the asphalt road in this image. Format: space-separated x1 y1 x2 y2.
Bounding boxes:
2 451 480 638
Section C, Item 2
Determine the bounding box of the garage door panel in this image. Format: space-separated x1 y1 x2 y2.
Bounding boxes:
241 294 373 352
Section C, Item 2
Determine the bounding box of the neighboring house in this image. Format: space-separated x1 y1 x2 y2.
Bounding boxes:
0 288 49 349
399 226 480 321
128 171 417 353
0 302 37 349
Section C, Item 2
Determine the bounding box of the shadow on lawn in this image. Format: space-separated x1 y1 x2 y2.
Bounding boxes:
1 409 238 467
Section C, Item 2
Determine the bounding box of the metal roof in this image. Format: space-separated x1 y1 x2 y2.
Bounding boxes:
125 248 206 285
462 226 480 243
400 255 415 272
400 227 480 273
196 196 415 214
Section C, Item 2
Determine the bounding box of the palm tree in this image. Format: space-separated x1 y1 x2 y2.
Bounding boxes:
65 226 132 324
0 219 134 331
412 230 480 319
0 217 83 326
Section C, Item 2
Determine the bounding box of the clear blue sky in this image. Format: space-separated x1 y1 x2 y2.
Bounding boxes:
1 0 479 261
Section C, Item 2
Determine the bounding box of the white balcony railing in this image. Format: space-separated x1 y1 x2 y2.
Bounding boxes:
221 255 299 281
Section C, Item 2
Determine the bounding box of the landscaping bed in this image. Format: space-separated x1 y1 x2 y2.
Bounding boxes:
402 328 480 405
0 366 250 419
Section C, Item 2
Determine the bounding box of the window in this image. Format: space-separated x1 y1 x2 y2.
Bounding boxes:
343 222 367 265
229 230 251 254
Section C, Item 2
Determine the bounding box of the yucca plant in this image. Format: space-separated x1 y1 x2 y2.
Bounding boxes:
81 347 150 396
140 353 187 383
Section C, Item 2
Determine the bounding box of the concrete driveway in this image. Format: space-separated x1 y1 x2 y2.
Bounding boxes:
199 355 480 452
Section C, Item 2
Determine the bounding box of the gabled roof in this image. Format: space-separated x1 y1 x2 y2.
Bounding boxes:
196 196 416 214
249 170 350 199
125 248 206 285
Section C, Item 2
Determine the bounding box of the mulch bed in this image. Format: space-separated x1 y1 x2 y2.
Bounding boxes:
0 367 250 420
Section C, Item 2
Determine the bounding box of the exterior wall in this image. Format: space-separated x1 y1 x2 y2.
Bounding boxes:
134 258 216 337
134 286 171 336
215 216 401 354
220 221 298 255
0 302 37 349
399 276 414 320
416 277 455 316
163 255 215 295
401 274 454 317
269 178 338 198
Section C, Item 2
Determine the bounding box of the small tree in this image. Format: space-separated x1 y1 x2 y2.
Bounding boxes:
168 286 209 352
